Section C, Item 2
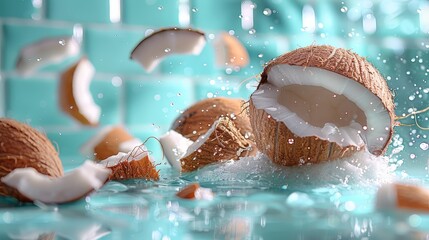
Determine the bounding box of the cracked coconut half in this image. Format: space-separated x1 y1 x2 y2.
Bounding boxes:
180 117 256 172
249 45 394 166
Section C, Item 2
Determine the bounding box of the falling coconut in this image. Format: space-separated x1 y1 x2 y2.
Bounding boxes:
2 161 110 204
98 145 159 181
0 118 64 202
81 126 142 161
249 45 394 166
180 117 256 172
214 32 249 68
172 97 255 143
16 36 80 75
130 28 206 72
59 57 101 126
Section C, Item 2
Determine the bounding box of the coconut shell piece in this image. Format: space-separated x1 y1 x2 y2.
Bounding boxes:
99 147 159 181
214 32 249 68
0 118 64 201
180 117 256 172
176 183 214 200
172 97 254 142
249 45 394 166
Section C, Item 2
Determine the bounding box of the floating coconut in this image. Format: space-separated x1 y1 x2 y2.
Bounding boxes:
0 118 64 201
180 117 256 172
59 57 100 126
130 27 206 72
214 32 249 68
249 45 394 166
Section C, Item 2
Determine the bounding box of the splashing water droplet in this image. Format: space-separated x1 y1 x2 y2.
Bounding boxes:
191 8 198 13
340 6 348 12
248 29 256 34
263 8 272 16
58 39 66 46
288 139 294 144
164 48 171 53
420 142 428 151
158 6 163 10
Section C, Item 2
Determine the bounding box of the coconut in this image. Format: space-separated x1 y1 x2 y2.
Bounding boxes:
59 57 100 126
172 97 254 142
0 118 64 201
180 117 256 172
16 36 80 76
159 130 193 171
176 183 214 200
130 27 206 72
81 126 142 161
214 32 249 68
249 45 394 166
98 146 159 181
2 161 110 204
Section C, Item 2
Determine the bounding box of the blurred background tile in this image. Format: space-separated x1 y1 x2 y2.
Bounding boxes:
0 0 40 19
122 0 180 27
124 76 194 129
45 0 111 24
190 0 242 32
84 25 147 75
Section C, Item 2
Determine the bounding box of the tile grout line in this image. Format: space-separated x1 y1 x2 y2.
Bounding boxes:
119 77 126 126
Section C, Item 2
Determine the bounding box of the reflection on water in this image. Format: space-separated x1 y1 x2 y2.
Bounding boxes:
0 150 428 239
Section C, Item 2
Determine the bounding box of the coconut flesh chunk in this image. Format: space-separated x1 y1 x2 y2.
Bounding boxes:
1 161 110 204
130 28 206 72
16 36 80 75
252 64 391 154
59 58 101 126
159 130 194 171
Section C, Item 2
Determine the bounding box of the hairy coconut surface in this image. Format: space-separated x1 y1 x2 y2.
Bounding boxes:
250 45 394 166
180 117 256 172
0 118 64 201
98 148 159 181
172 97 254 142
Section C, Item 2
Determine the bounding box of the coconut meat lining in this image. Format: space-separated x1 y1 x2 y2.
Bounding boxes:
252 64 391 154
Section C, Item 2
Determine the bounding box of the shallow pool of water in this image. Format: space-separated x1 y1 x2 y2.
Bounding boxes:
1 151 429 240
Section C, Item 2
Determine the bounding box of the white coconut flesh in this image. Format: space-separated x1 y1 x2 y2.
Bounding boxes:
17 37 80 75
160 130 194 171
98 146 150 166
131 29 206 72
251 64 391 154
1 161 110 204
72 58 101 125
182 119 219 158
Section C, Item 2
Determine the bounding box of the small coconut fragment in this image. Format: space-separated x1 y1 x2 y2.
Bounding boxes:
159 130 193 171
214 32 249 68
130 27 206 72
376 183 429 213
180 117 255 172
98 145 159 181
81 126 142 161
250 45 394 166
172 97 254 142
1 161 110 204
0 118 64 202
176 183 214 200
59 57 100 126
16 36 80 75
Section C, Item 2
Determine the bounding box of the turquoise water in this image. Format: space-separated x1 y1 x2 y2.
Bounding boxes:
1 152 429 240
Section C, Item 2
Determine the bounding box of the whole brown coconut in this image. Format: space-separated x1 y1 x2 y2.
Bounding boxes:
172 97 254 142
249 45 395 166
0 118 64 201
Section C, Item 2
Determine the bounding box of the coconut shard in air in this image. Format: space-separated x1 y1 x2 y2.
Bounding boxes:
249 45 395 166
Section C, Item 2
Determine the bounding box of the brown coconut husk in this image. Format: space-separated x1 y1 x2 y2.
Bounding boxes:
250 45 394 166
172 97 254 142
180 117 256 172
0 118 64 201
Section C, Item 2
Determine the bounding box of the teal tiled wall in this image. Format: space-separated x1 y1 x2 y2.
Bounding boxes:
0 0 428 169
